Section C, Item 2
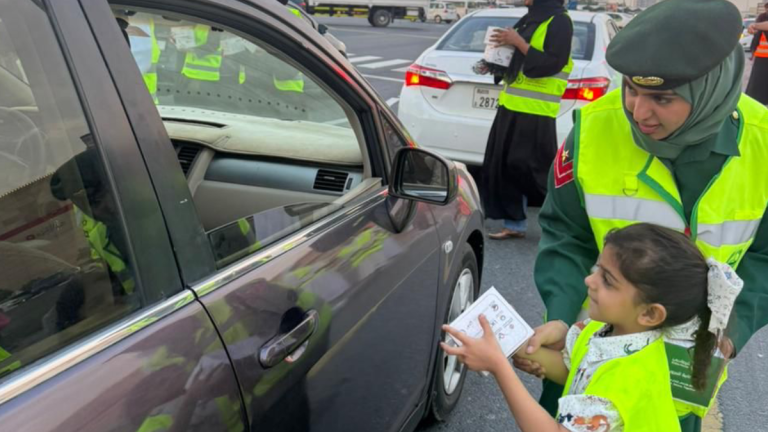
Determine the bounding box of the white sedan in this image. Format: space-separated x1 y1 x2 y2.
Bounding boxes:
398 8 622 166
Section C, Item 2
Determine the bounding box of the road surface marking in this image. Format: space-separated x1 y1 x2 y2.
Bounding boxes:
386 97 399 106
349 55 382 64
392 66 410 73
358 59 412 69
362 74 402 83
327 27 441 40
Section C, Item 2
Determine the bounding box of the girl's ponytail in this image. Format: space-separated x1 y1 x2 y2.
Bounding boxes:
691 308 717 392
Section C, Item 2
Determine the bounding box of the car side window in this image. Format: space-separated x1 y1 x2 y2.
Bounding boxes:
0 0 145 380
381 114 409 159
117 10 370 271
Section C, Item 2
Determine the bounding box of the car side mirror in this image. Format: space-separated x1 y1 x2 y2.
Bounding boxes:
389 147 458 206
318 24 328 35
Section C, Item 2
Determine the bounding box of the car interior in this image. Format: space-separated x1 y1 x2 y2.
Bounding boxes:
115 10 382 261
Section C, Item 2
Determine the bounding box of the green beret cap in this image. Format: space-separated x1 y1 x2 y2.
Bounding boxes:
606 0 742 90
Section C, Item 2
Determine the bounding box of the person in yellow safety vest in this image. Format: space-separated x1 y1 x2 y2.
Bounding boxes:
235 0 305 93
180 24 223 82
141 18 161 103
475 0 573 241
114 12 161 103
49 148 136 298
520 2 768 432
443 224 742 432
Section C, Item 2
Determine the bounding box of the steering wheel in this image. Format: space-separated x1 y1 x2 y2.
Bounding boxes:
0 107 46 190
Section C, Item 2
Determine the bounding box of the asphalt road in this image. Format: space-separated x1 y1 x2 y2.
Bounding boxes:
317 16 768 432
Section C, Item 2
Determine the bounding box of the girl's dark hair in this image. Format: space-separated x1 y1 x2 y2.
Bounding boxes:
604 223 717 392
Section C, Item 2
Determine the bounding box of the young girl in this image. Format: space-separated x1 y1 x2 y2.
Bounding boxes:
442 223 742 432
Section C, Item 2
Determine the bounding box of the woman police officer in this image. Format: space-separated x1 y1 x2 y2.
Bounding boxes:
517 1 768 431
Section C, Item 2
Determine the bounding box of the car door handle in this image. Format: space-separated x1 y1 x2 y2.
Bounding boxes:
259 310 318 368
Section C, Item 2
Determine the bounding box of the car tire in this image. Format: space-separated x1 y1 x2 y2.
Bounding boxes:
371 9 392 27
424 245 479 423
434 15 442 24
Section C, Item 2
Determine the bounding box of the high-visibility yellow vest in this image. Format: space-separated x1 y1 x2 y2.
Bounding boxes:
272 75 305 93
575 89 768 267
574 89 768 417
142 18 161 103
0 345 21 376
562 320 681 432
136 415 173 432
498 15 574 118
181 25 222 82
80 211 136 295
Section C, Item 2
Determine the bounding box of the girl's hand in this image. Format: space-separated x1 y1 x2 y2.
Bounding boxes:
440 314 508 376
512 321 568 379
523 320 569 354
489 28 525 49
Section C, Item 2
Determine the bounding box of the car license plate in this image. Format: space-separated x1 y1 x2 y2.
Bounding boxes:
473 87 500 110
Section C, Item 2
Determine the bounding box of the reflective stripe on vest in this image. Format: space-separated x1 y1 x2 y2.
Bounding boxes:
181 25 222 81
142 19 161 102
562 321 681 431
756 32 768 58
498 15 574 118
80 210 136 294
575 89 768 269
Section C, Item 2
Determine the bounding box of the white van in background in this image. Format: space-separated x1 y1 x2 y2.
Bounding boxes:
427 2 458 23
448 1 489 20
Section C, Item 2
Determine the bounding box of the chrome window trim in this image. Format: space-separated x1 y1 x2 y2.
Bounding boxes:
0 185 389 405
0 290 196 405
192 187 388 298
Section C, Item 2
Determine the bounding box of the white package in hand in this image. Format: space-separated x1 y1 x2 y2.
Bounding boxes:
447 286 533 358
483 27 515 66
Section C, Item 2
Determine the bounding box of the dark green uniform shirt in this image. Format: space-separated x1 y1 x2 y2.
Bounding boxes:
535 113 768 353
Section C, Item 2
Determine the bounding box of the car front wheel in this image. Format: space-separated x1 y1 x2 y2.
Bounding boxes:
425 245 479 423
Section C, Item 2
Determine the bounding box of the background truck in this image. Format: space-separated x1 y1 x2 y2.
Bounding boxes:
306 0 429 27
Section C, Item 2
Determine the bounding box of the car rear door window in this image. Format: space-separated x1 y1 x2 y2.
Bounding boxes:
0 0 145 380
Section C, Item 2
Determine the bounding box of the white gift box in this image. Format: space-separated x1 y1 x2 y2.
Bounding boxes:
483 26 515 67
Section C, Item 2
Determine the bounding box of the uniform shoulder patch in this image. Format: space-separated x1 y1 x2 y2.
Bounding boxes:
554 142 574 188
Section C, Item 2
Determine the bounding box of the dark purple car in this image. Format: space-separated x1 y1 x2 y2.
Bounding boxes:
0 0 485 430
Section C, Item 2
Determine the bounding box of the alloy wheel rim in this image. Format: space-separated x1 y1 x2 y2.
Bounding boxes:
442 268 474 395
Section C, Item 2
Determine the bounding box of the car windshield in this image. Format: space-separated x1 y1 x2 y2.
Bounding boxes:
125 13 351 127
437 16 593 61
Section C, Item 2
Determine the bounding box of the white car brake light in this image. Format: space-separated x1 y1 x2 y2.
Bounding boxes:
405 64 453 90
